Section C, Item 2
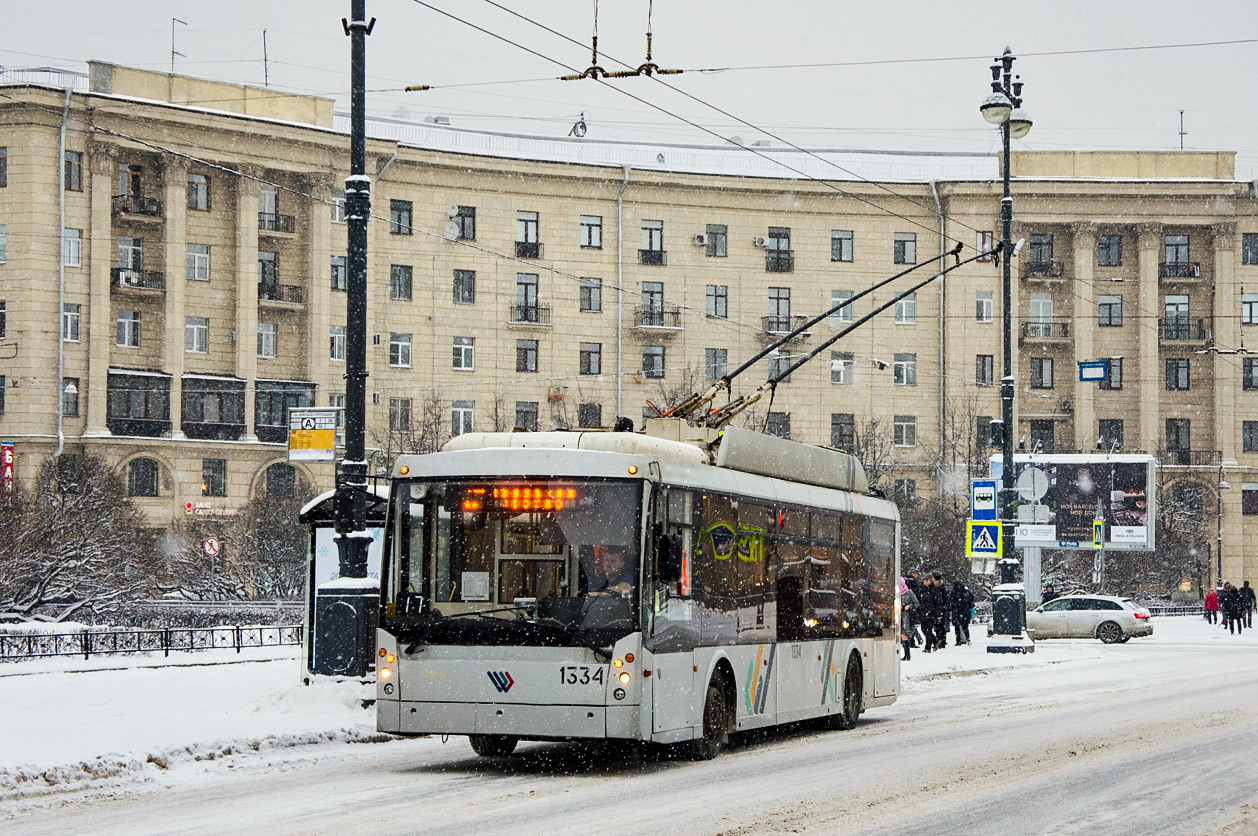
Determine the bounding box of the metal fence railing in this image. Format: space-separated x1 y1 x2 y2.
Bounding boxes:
0 625 302 662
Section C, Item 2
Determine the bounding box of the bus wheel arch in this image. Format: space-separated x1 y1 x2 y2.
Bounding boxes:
682 658 735 760
826 651 863 731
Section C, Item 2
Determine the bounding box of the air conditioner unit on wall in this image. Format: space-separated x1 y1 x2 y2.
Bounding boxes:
693 234 707 246
753 236 767 248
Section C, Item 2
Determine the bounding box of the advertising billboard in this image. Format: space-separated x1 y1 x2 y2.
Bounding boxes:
994 454 1156 551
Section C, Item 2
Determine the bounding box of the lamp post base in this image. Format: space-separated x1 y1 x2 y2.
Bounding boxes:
987 632 1035 654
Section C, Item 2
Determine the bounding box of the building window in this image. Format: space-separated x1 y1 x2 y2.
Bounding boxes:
1098 234 1122 266
186 172 210 210
1100 357 1123 390
976 290 993 322
62 303 80 342
201 458 227 497
389 397 412 432
1243 421 1258 453
452 400 474 437
768 286 791 331
641 281 665 324
0 375 5 413
1165 234 1190 264
185 317 209 353
976 415 993 451
705 348 728 381
255 382 314 435
128 458 159 497
515 273 540 321
0 224 6 263
580 214 602 249
768 350 792 383
976 354 994 386
1166 418 1191 451
1166 358 1190 391
116 310 141 347
257 250 279 295
830 351 854 384
1244 358 1258 391
329 394 345 431
1029 233 1054 265
1098 294 1123 326
831 229 854 262
181 378 246 434
758 412 788 439
117 235 143 271
107 373 170 428
61 376 80 417
331 189 346 223
385 333 410 368
1243 293 1258 326
578 403 602 428
767 227 792 271
893 353 917 386
1099 419 1124 451
572 277 600 313
580 342 602 375
62 228 82 267
516 210 540 258
706 224 727 257
257 322 277 359
1030 292 1054 332
893 232 916 264
642 345 665 379
1243 233 1258 266
0 148 5 187
64 151 83 192
894 479 918 504
390 264 413 301
265 464 296 499
330 325 346 361
894 415 917 447
455 205 476 240
390 200 413 234
516 339 538 373
894 292 916 324
331 256 347 291
640 220 665 265
1029 419 1055 452
259 182 279 222
453 269 476 304
830 413 855 450
452 336 473 370
706 284 728 318
0 299 5 338
831 290 854 325
515 401 539 432
1243 483 1258 516
186 244 210 281
1030 357 1054 389
977 231 994 262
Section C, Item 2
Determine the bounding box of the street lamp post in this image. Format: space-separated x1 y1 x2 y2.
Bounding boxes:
981 48 1034 652
1216 467 1230 587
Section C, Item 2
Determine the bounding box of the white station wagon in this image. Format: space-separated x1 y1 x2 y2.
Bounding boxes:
1027 595 1153 644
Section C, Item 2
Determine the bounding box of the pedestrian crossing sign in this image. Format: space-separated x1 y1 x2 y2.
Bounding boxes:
966 520 1003 557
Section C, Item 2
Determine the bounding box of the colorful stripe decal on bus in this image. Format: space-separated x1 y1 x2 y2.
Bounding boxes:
744 643 778 715
820 640 838 704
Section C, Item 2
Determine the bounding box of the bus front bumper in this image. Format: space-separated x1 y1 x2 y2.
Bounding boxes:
380 699 643 740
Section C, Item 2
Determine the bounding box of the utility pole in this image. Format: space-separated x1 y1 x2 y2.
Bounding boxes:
314 0 376 678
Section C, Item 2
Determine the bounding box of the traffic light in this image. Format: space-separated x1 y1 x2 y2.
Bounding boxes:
989 419 1005 447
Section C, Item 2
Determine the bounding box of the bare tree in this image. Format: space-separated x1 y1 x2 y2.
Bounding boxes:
851 417 896 494
0 454 160 622
369 389 447 473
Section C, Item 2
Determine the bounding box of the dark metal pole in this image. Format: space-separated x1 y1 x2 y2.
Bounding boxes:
999 52 1017 588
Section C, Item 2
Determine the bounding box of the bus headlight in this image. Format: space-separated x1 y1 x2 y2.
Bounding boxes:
618 671 631 685
386 653 396 664
379 666 392 680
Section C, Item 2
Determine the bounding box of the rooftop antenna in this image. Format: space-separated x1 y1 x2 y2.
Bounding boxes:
263 30 269 87
171 18 187 75
1179 110 1186 150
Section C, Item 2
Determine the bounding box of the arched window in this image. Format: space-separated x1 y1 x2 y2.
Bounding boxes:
265 463 296 498
128 458 159 497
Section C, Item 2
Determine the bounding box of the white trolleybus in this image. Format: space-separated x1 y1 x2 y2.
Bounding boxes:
375 420 900 759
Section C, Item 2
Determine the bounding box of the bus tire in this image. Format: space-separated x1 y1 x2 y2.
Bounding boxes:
682 678 731 760
469 734 518 757
828 654 863 731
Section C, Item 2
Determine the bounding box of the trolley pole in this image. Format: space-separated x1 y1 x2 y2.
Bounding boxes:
315 0 377 677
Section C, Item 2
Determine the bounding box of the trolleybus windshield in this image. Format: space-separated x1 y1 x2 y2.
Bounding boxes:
383 478 643 645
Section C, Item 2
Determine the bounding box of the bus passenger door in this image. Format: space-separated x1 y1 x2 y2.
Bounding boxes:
652 488 699 735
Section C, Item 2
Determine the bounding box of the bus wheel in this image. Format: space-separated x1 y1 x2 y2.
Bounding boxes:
829 655 863 731
469 734 518 757
682 679 731 760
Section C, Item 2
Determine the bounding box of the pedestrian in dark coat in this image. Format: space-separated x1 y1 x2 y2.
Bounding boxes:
918 575 945 652
1242 581 1256 629
1042 584 1060 604
905 571 926 646
1221 583 1245 635
899 578 918 661
932 572 951 650
1204 587 1219 624
951 580 975 645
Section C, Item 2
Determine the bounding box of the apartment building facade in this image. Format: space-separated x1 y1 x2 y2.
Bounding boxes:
0 65 1255 588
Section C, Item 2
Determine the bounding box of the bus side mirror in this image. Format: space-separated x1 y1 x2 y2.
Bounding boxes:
654 533 683 584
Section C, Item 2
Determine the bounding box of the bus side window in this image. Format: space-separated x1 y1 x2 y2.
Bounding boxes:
665 489 694 596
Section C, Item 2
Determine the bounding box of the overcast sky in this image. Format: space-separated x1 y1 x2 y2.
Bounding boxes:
9 1 1258 176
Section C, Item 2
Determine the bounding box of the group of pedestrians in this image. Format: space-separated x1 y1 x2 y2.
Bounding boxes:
898 570 975 660
1204 580 1254 635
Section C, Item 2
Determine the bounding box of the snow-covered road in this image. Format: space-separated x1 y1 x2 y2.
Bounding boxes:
3 618 1255 835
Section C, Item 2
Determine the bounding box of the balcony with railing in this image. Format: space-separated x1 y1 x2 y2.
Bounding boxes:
638 249 667 266
766 250 795 273
258 212 296 234
509 302 552 325
1020 320 1071 342
634 306 683 330
515 241 543 259
1163 449 1222 467
182 420 246 442
759 314 812 341
1159 316 1211 343
1022 259 1064 279
258 283 304 304
1159 262 1201 280
112 195 163 218
111 268 165 291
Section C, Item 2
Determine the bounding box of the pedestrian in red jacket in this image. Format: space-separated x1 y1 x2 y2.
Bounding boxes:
1204 587 1219 625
